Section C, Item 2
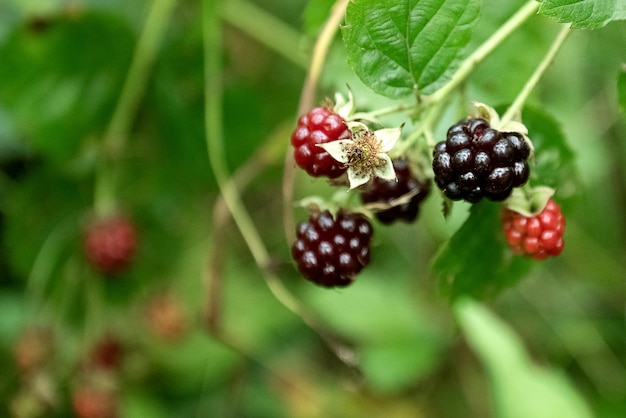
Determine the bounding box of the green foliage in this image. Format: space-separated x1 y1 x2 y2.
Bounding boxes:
0 12 133 163
342 0 480 97
431 201 534 299
456 298 594 418
619 67 626 114
518 106 577 191
537 0 626 29
303 0 336 36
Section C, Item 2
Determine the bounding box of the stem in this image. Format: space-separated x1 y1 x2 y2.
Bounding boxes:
500 25 571 125
221 0 308 69
427 0 539 105
94 0 177 215
204 0 360 371
204 0 270 272
282 0 350 245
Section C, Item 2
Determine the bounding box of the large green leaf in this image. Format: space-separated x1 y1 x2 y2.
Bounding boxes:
521 106 577 191
618 67 626 115
537 0 626 29
0 12 133 163
342 0 481 98
455 299 594 418
431 201 533 300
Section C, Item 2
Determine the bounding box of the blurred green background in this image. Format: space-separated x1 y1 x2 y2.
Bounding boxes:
0 0 624 417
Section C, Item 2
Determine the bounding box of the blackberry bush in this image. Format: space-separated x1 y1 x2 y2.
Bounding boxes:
433 118 531 203
360 159 430 224
291 210 373 287
291 106 351 179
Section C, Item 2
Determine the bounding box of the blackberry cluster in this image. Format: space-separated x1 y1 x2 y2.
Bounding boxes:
83 215 137 276
291 210 373 287
360 159 430 224
502 198 565 260
433 118 530 202
291 107 351 179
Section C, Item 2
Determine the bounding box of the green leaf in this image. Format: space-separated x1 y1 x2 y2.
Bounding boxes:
618 66 626 115
521 106 577 192
455 299 594 418
0 12 133 163
537 0 626 29
342 0 481 98
303 0 336 36
431 201 533 300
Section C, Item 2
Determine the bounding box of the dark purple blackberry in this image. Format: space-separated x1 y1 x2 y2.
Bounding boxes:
432 118 530 203
360 159 430 224
291 210 373 287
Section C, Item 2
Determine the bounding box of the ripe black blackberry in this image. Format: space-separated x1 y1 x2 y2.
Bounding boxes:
291 107 351 179
291 210 373 287
432 118 530 202
360 159 430 224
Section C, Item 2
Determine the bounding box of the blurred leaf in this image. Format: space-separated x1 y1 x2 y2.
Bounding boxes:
0 12 133 163
537 0 626 29
303 0 335 36
431 201 533 300
455 298 594 418
619 67 626 115
342 0 480 98
521 106 577 193
361 334 441 393
304 271 445 392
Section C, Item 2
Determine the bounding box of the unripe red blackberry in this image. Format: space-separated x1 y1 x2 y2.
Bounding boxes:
72 386 118 418
291 107 351 178
83 215 137 276
433 118 530 203
291 210 373 287
360 159 430 224
502 198 565 260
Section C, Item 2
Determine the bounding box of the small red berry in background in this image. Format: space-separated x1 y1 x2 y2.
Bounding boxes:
13 326 54 377
291 106 351 179
144 293 188 342
72 386 118 418
502 198 565 260
88 335 124 372
83 215 137 276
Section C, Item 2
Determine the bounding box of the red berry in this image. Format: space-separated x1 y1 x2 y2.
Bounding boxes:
291 210 373 287
83 215 137 276
88 335 123 371
502 199 565 260
360 159 430 224
291 107 350 178
72 386 118 418
144 293 188 341
13 326 54 377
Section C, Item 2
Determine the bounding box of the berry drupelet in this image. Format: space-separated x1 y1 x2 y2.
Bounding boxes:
360 159 430 224
502 198 565 260
433 118 530 203
291 107 351 179
291 210 373 287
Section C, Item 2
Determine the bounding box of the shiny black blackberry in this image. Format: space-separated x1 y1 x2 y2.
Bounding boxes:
291 210 373 288
432 118 530 203
360 159 430 224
